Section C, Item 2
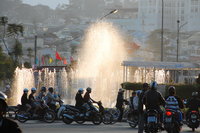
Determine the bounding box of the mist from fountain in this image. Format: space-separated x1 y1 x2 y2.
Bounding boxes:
75 21 128 107
10 67 34 105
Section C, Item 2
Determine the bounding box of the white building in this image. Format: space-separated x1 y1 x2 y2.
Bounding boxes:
138 0 200 32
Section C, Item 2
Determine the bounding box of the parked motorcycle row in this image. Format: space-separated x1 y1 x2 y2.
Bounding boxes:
6 100 116 125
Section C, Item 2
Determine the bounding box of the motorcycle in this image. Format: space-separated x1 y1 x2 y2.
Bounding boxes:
127 109 139 128
16 100 56 123
164 109 182 133
62 102 102 125
145 109 161 133
186 110 199 131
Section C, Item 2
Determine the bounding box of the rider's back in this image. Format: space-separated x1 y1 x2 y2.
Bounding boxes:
187 97 200 111
144 89 165 110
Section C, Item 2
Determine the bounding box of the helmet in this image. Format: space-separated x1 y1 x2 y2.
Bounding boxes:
48 87 54 93
78 88 84 93
150 81 158 90
23 88 29 92
0 91 8 113
86 87 92 92
168 86 176 95
41 86 46 92
143 83 149 88
31 87 37 92
192 92 198 97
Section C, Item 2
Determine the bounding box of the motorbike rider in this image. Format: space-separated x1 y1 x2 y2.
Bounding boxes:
0 91 22 132
75 88 85 109
29 87 41 117
116 88 128 122
36 87 46 101
83 87 99 114
138 83 149 133
186 92 200 119
21 88 31 113
45 87 59 111
143 81 165 128
165 86 184 125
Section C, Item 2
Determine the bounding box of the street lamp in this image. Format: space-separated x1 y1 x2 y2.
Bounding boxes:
99 9 118 20
176 20 187 62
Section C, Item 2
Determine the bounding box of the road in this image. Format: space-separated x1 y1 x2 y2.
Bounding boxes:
18 121 200 133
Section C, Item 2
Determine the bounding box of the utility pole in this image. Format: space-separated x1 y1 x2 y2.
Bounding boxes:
176 20 187 62
34 35 37 65
176 20 180 62
161 0 164 61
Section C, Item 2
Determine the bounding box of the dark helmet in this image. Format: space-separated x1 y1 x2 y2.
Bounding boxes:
168 86 176 95
41 86 46 92
86 87 92 92
143 83 149 88
48 87 54 93
0 91 8 113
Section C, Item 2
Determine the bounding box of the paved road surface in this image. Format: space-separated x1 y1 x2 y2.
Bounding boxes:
19 121 200 133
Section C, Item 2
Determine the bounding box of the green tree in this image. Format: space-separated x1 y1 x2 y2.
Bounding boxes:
12 39 23 62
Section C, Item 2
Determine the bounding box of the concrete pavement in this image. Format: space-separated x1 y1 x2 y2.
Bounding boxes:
19 121 200 133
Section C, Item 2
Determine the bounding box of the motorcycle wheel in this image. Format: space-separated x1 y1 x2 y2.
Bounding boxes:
127 114 138 128
92 114 102 125
75 119 86 124
103 112 113 125
62 115 73 124
16 111 28 123
43 110 56 123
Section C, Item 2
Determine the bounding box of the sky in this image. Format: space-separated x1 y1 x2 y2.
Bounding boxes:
22 0 69 9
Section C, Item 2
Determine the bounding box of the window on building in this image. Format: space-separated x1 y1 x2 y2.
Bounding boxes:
181 16 184 21
188 41 196 45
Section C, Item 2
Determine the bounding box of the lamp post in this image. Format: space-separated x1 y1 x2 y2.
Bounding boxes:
99 9 118 20
161 0 164 61
176 20 187 62
34 35 37 65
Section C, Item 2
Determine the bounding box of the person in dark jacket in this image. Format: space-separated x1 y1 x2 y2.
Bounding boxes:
75 88 85 109
116 88 128 122
143 81 165 129
21 88 31 113
186 92 200 118
138 83 149 133
0 91 22 133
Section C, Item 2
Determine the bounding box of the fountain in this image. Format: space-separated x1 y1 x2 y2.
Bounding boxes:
10 67 34 105
75 21 128 107
10 21 129 107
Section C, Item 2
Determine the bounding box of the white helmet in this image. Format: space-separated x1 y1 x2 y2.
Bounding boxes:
0 91 7 101
150 81 158 90
23 88 29 92
192 92 198 97
31 87 37 92
78 88 84 93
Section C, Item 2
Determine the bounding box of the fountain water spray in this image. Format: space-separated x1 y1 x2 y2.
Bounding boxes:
76 21 127 107
10 67 34 105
